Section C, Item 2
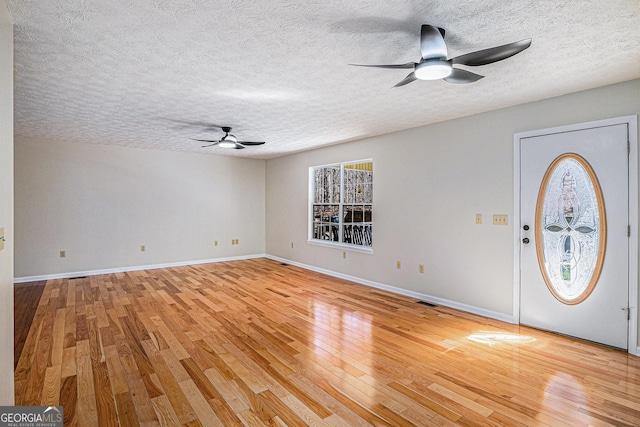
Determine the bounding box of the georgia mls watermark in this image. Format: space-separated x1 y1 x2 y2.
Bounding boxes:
0 406 63 427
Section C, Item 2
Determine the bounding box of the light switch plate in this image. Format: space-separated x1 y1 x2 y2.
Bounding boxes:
493 214 508 225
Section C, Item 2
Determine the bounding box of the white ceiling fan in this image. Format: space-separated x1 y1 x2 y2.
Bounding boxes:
351 24 531 87
190 126 265 150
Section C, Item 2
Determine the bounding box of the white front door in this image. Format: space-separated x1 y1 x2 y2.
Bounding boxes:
519 122 629 349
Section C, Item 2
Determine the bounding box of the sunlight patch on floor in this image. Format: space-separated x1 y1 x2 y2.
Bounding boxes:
467 331 536 346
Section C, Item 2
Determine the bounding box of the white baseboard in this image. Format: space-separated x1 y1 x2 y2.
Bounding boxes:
16 254 638 356
13 254 267 283
265 254 514 324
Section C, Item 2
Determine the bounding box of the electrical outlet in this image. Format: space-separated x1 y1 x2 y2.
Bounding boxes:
60 250 66 258
140 245 145 252
396 261 401 269
493 214 508 225
476 214 482 224
419 264 424 273
291 242 294 248
214 240 218 246
343 251 346 259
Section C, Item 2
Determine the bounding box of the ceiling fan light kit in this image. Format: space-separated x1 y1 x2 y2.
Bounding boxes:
414 59 452 80
218 140 237 148
351 24 531 87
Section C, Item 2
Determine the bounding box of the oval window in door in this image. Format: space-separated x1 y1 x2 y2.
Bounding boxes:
535 153 606 305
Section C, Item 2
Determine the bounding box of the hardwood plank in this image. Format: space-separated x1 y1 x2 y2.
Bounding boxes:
151 394 182 427
203 365 249 414
14 258 640 426
41 365 61 405
75 340 99 426
257 388 310 427
316 379 395 427
180 357 244 426
123 372 158 426
14 281 46 368
178 379 223 426
114 391 141 427
140 339 198 425
21 296 57 405
49 308 66 366
60 375 78 427
104 344 129 394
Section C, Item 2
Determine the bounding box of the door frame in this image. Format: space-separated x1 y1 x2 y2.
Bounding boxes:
513 115 638 355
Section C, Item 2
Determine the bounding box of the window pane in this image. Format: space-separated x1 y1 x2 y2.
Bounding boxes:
344 169 355 204
326 205 339 223
355 171 363 203
344 206 363 223
363 183 373 204
316 224 339 241
342 223 372 246
314 166 341 204
313 205 322 222
363 205 372 223
311 160 372 248
365 225 372 245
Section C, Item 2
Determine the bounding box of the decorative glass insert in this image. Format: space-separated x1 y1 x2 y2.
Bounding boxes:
535 154 606 304
311 160 372 248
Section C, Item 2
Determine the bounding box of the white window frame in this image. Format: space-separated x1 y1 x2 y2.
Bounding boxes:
308 159 373 254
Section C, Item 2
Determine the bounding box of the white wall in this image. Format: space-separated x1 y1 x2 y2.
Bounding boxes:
266 79 640 334
0 0 14 404
14 138 266 278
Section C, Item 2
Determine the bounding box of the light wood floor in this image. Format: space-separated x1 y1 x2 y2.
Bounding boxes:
14 258 640 426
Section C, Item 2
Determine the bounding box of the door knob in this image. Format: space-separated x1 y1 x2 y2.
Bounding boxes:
523 225 530 231
522 238 530 244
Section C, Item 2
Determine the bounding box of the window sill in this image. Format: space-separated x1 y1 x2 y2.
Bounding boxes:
307 239 373 254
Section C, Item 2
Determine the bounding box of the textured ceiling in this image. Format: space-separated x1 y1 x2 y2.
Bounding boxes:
7 0 640 159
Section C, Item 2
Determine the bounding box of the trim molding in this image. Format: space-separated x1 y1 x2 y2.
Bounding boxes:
13 254 267 283
265 254 514 324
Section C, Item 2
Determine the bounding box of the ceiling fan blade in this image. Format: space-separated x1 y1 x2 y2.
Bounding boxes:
190 138 220 142
349 62 416 69
393 72 418 87
443 68 484 84
451 38 532 66
238 141 265 146
421 24 447 60
190 138 222 147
